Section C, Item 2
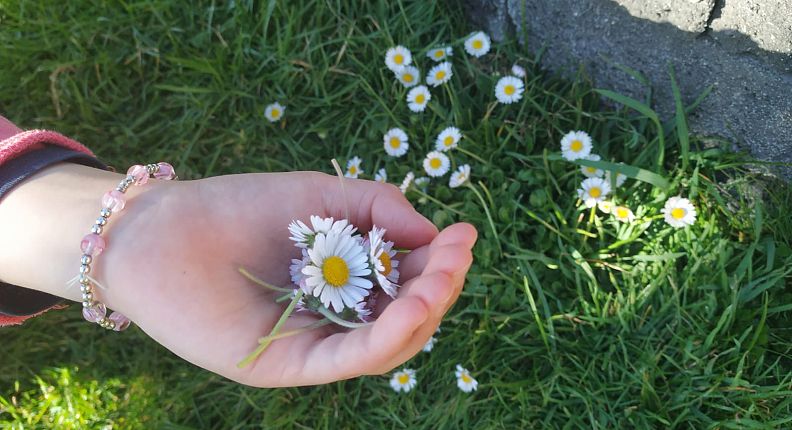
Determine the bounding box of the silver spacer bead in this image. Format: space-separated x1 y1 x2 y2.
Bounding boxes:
107 321 116 330
82 301 91 308
95 216 107 226
124 175 135 185
79 264 91 274
90 225 103 235
79 274 90 285
82 292 93 302
100 208 112 218
146 164 157 174
80 254 92 265
80 284 90 293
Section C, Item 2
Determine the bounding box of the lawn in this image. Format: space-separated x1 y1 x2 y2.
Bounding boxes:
1 1 791 428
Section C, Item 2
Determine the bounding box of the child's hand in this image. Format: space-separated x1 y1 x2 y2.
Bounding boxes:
101 172 476 387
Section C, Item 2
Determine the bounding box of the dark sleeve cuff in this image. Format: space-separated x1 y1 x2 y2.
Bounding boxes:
0 145 107 316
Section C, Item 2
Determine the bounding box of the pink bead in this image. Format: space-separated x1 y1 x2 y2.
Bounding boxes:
126 164 149 186
101 190 126 213
109 312 131 331
80 233 106 256
82 302 107 323
154 162 175 180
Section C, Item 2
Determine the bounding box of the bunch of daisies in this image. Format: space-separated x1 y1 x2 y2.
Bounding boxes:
288 216 400 321
237 215 401 368
560 130 697 228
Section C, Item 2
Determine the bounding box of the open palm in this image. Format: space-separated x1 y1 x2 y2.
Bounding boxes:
100 171 476 387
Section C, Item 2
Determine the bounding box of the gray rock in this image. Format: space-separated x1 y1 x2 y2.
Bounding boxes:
465 0 792 178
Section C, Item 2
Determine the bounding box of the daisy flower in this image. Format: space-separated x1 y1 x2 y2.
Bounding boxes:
662 196 697 228
374 168 387 183
383 128 409 157
302 230 373 313
395 65 420 88
597 200 614 214
426 46 452 62
353 301 373 322
289 252 310 292
577 177 611 208
464 31 491 57
613 206 635 223
605 169 627 187
435 126 462 152
455 365 478 392
390 368 417 393
511 64 526 78
367 226 400 298
399 171 415 193
423 151 450 177
345 156 363 178
264 102 285 122
288 216 355 248
422 336 437 352
385 45 412 71
426 62 452 87
495 76 524 104
560 130 593 161
406 85 431 113
581 154 604 178
449 164 471 188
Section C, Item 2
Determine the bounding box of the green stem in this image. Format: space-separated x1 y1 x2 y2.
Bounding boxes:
317 306 373 329
257 319 332 344
237 290 304 368
238 267 293 293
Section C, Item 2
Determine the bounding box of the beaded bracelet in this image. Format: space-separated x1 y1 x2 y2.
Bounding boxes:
75 162 176 331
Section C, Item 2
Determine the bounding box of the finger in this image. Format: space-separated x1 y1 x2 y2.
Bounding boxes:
292 294 430 385
429 222 478 250
316 174 439 249
369 271 460 374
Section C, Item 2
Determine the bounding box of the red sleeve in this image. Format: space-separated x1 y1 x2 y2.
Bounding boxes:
0 115 96 327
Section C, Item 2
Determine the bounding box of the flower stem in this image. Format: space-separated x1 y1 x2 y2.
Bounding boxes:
237 289 305 368
238 267 293 293
257 319 332 343
317 306 373 329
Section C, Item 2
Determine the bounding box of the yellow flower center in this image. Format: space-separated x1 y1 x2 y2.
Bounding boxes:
504 85 515 95
322 256 350 287
472 39 483 50
616 207 629 218
398 373 410 384
589 187 602 198
389 137 401 149
461 373 472 383
570 140 583 152
348 166 357 175
430 158 442 169
586 167 597 174
444 136 454 147
393 54 404 65
671 208 686 219
270 108 280 119
435 71 446 80
434 50 444 58
403 73 413 82
415 94 425 104
378 252 392 276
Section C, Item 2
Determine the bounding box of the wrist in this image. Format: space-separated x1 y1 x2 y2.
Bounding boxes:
0 162 173 312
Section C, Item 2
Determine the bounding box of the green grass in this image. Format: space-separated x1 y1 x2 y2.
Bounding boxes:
1 1 791 428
